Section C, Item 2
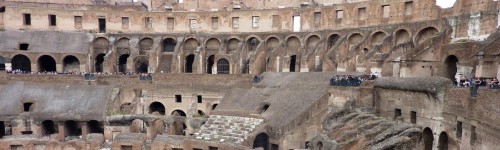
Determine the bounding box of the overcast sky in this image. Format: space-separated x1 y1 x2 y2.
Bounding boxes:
436 0 456 8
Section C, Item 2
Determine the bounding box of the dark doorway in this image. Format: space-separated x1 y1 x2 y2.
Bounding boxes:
162 38 176 52
217 58 230 74
185 54 195 73
98 18 106 33
23 102 33 112
290 55 297 72
207 55 215 74
438 132 448 150
253 133 269 150
38 55 56 72
87 120 104 134
172 110 186 117
12 54 31 72
135 58 149 73
95 54 105 72
0 121 4 138
242 60 250 74
212 104 218 110
247 37 260 51
118 54 129 73
63 55 80 73
445 55 459 81
423 128 434 150
0 56 4 70
65 120 81 136
41 120 56 136
317 142 323 150
149 102 166 115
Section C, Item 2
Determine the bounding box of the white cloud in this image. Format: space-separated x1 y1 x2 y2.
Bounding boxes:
436 0 456 8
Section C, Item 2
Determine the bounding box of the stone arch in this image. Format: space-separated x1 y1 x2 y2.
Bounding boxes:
151 119 165 138
327 33 341 50
0 56 5 70
444 55 459 81
149 102 166 115
266 37 280 51
95 54 105 73
41 120 57 136
395 29 411 44
139 38 154 52
115 37 130 54
306 35 321 50
92 37 109 53
217 58 230 74
370 31 387 45
253 133 270 150
290 55 297 72
246 37 260 52
197 110 205 117
317 141 323 150
348 33 364 46
438 132 448 150
184 38 200 51
62 55 80 73
416 27 439 44
37 55 56 72
171 110 186 117
207 55 215 74
64 120 81 136
185 54 195 73
130 119 146 133
118 54 129 73
205 38 221 51
87 120 104 134
134 56 149 73
423 127 434 150
162 38 176 52
286 36 301 53
12 54 31 72
227 38 241 52
212 104 218 110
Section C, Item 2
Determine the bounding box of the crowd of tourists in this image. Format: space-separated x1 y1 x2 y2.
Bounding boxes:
455 75 500 97
330 73 378 87
7 69 153 80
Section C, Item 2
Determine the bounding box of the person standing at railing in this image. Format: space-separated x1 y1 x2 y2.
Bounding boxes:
472 77 481 97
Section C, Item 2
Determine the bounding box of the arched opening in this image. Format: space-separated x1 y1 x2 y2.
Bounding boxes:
348 33 363 46
149 102 166 115
92 37 109 53
95 54 105 73
227 38 240 52
290 55 297 72
438 132 448 150
139 38 154 54
151 119 165 138
317 141 323 150
23 102 34 112
206 38 221 51
185 54 195 73
260 104 270 114
327 34 340 50
116 38 130 54
197 110 205 117
217 58 230 74
120 103 132 113
306 35 320 50
423 128 434 150
247 37 260 51
207 55 215 74
41 120 57 136
242 59 250 74
63 55 80 73
445 55 459 81
134 57 149 73
171 110 186 117
371 32 386 45
87 120 104 134
12 54 31 72
266 37 279 51
212 104 218 110
162 38 176 52
37 55 56 72
118 54 129 73
184 38 200 51
416 27 439 44
253 133 269 150
0 56 5 70
395 29 410 44
64 120 81 136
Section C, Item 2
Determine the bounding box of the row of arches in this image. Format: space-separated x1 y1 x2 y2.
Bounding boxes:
94 53 149 73
185 54 230 74
6 54 80 72
148 102 217 117
93 27 438 54
423 128 449 150
41 120 103 137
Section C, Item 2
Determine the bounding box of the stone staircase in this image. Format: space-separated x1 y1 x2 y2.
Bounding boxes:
193 115 263 143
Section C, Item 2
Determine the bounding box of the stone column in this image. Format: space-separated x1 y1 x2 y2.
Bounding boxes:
58 122 65 141
81 122 88 139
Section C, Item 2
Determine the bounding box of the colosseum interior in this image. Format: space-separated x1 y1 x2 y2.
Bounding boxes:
0 0 499 149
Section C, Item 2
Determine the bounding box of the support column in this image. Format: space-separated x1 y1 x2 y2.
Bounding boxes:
81 122 88 139
58 122 65 141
